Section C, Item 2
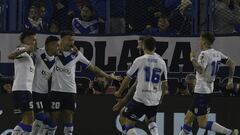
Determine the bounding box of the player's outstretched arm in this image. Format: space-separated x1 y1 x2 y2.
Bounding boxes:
114 76 132 98
159 80 168 104
8 45 34 59
226 58 236 90
112 82 137 112
87 64 122 81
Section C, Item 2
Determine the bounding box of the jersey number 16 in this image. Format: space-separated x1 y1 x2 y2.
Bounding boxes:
144 66 161 83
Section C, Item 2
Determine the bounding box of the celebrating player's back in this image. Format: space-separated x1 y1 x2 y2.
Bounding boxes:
179 32 238 135
116 36 168 135
8 31 37 135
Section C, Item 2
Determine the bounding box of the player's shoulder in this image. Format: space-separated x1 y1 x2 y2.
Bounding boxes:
134 55 145 62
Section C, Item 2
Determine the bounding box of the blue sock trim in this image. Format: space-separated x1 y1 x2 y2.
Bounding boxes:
35 112 46 121
206 121 214 130
125 125 135 131
122 125 126 131
48 122 57 128
182 124 192 132
43 116 51 125
65 123 73 127
19 123 32 132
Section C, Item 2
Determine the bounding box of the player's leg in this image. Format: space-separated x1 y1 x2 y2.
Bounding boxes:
125 118 137 135
12 91 34 135
37 94 52 135
144 105 160 135
195 93 238 135
62 93 76 135
47 92 62 135
179 111 195 135
179 93 199 135
122 99 144 135
32 92 45 135
119 107 127 134
145 116 158 135
63 110 74 135
197 114 238 135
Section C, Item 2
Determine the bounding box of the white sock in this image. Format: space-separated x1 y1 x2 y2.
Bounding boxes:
148 122 159 135
47 126 57 135
37 123 48 135
179 130 188 135
64 124 74 135
126 128 137 135
12 125 23 135
211 122 232 135
32 119 43 135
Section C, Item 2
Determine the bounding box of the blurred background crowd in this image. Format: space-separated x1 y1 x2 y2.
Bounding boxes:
0 0 240 96
0 73 239 97
1 0 240 35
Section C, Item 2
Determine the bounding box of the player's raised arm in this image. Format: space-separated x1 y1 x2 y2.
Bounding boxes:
112 82 137 112
190 51 205 74
226 58 235 90
8 31 37 59
8 45 35 59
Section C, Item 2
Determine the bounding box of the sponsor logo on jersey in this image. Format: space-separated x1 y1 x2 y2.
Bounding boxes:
56 66 71 74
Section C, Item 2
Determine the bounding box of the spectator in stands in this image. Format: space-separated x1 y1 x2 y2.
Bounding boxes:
168 0 192 35
24 0 53 32
0 73 13 94
214 0 240 34
175 82 191 96
142 15 176 36
25 6 46 32
184 73 196 95
110 0 126 33
221 77 240 96
72 4 99 34
39 0 54 32
75 0 90 8
89 76 109 94
49 20 60 33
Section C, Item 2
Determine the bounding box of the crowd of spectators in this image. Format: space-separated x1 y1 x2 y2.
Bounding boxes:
22 0 193 35
213 0 240 34
2 0 240 35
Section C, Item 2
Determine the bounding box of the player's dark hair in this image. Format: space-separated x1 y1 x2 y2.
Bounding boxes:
60 31 74 38
143 36 156 51
200 31 215 46
45 36 59 45
19 31 36 44
158 14 168 19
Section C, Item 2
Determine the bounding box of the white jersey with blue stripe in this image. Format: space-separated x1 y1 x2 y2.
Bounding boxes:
51 51 91 93
12 46 35 92
194 48 229 94
127 53 168 106
32 48 55 94
72 18 98 34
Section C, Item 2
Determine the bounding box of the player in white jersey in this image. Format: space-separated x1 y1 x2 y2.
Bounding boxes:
8 31 37 135
179 32 239 135
113 36 168 135
31 36 60 135
48 31 121 135
115 37 168 135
